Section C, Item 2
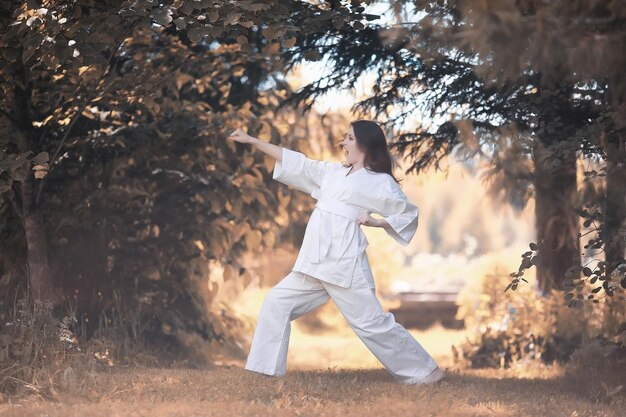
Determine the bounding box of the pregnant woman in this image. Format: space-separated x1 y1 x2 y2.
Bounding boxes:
227 120 445 385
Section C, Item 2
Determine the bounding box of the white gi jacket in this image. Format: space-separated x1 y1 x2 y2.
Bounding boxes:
273 147 419 289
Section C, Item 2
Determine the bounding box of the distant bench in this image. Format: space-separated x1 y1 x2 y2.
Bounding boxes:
383 291 465 330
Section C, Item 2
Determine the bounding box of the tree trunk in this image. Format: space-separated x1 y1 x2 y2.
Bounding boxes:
20 169 59 304
603 130 626 279
533 140 581 295
12 81 59 305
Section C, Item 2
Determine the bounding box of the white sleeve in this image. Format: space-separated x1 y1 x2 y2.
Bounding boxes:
272 147 342 197
369 178 419 246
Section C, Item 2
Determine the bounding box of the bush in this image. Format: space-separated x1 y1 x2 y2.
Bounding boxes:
452 265 625 370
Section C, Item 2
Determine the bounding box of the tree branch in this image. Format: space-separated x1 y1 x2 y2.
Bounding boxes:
35 22 138 206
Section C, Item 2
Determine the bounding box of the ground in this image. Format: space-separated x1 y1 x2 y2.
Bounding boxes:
0 321 622 417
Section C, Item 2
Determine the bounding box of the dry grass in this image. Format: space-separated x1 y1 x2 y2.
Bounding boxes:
0 361 622 417
1 316 623 416
2 261 623 416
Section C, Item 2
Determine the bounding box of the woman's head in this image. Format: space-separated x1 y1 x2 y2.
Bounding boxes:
340 120 401 183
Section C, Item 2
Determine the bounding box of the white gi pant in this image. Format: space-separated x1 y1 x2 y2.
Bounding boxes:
244 266 439 384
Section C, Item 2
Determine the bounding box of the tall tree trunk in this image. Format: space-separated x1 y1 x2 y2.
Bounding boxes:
13 81 59 305
533 140 581 295
603 130 626 279
20 173 58 303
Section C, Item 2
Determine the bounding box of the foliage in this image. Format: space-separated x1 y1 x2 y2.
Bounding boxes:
454 266 626 369
0 0 372 361
506 160 626 305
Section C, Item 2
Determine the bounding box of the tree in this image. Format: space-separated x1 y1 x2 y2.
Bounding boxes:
0 0 369 355
277 0 624 297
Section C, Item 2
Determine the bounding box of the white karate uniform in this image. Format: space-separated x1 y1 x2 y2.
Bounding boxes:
244 148 439 384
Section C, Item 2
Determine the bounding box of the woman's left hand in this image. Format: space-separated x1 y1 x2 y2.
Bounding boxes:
356 211 378 227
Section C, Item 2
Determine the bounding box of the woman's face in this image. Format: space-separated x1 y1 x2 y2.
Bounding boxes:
340 125 364 165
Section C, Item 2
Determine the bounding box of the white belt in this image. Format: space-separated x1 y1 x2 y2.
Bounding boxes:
310 200 362 263
314 199 361 221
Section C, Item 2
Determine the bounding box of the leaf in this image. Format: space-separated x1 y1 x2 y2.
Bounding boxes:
26 16 42 27
173 17 187 30
282 36 297 48
224 12 242 26
223 265 237 282
32 151 49 164
22 45 38 64
263 230 275 247
105 14 121 27
261 27 276 40
303 49 321 61
13 165 27 182
208 11 220 23
176 72 194 90
245 230 262 248
332 17 345 30
188 26 206 43
34 170 47 179
363 14 380 21
32 163 48 171
151 7 173 27
245 3 271 12
242 269 253 288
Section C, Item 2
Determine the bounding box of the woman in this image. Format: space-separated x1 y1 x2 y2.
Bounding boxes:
227 120 445 385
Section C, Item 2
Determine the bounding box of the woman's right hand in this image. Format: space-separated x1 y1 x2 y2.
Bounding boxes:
228 128 257 144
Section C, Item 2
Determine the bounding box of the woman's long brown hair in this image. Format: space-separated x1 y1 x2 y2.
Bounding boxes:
349 120 402 184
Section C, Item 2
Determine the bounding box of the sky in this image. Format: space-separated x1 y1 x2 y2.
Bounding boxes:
290 0 456 136
296 2 405 106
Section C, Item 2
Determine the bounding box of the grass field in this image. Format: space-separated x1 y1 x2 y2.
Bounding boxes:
1 316 623 417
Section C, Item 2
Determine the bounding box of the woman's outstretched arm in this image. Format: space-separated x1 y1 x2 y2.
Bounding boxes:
228 128 282 161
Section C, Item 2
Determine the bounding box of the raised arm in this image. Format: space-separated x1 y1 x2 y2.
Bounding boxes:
227 128 343 197
227 128 282 161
